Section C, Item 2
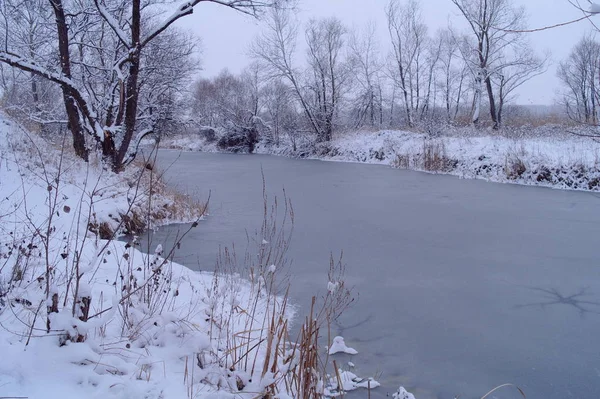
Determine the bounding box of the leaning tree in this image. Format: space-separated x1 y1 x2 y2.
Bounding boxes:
0 0 281 171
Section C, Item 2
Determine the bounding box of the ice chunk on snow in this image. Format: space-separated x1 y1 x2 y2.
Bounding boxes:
154 244 163 255
268 264 276 273
329 336 358 355
261 239 269 245
333 370 380 392
393 386 416 399
348 361 355 368
328 281 338 293
355 377 381 389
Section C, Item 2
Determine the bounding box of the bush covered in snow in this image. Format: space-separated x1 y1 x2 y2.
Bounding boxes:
217 125 259 153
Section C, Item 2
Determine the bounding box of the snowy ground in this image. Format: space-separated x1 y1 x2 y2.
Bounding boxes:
0 117 388 399
165 128 600 192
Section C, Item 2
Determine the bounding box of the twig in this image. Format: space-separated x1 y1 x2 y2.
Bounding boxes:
495 14 590 33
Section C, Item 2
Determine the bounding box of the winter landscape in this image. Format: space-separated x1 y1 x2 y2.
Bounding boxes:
1 1 600 399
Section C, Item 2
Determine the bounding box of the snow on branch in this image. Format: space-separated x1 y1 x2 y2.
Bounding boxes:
93 0 131 48
141 0 277 48
205 0 275 15
0 52 104 141
122 127 155 167
0 51 76 89
141 1 203 48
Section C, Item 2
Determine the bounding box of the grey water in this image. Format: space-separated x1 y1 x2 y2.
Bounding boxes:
146 150 600 399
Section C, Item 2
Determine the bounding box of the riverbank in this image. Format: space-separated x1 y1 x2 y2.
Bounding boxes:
0 117 219 398
0 116 386 398
164 127 600 192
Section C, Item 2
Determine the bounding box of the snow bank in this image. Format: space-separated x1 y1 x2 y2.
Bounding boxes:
0 116 379 398
164 127 600 192
0 117 219 398
0 118 285 398
323 130 600 191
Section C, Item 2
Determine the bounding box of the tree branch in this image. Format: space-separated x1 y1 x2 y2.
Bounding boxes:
140 1 202 49
0 51 75 88
93 0 131 49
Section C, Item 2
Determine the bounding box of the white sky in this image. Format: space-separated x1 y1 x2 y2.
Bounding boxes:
176 0 595 106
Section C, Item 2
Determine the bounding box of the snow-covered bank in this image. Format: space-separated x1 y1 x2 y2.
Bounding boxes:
0 117 386 399
0 118 219 399
165 128 600 192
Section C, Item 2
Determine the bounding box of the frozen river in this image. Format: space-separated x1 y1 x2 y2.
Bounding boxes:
149 150 600 399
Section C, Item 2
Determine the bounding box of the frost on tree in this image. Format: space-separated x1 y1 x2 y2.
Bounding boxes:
0 0 280 171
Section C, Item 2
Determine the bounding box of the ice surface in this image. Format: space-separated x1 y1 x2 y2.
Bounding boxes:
164 127 600 192
150 150 600 399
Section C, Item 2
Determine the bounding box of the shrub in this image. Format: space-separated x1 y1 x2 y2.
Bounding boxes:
505 155 527 179
217 126 259 153
423 140 451 172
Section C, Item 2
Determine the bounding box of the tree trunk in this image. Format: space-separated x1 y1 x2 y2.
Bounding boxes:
484 73 498 129
497 75 505 129
369 89 375 126
30 73 40 113
497 99 503 128
114 0 142 172
403 87 412 127
389 84 396 127
472 72 482 126
591 73 597 125
445 68 451 121
454 71 465 120
378 85 384 126
49 0 89 161
397 62 412 127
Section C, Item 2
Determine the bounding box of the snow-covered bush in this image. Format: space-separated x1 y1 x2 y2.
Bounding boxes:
217 126 259 153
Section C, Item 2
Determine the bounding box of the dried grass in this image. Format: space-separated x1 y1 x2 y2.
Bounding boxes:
192 174 354 398
393 139 456 172
505 155 527 180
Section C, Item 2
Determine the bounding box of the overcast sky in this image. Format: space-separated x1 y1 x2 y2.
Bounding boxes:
177 0 595 106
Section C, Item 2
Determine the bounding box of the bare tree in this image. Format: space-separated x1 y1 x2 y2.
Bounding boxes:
386 0 429 127
304 17 348 142
192 69 253 129
451 0 528 128
136 28 199 140
0 0 58 125
262 78 296 146
348 22 383 128
557 35 600 124
251 6 322 137
252 7 348 142
420 31 443 120
243 61 265 120
0 0 280 171
436 29 469 122
494 47 548 127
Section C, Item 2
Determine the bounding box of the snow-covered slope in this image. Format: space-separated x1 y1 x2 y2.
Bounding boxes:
0 117 386 399
315 130 600 191
0 117 285 399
